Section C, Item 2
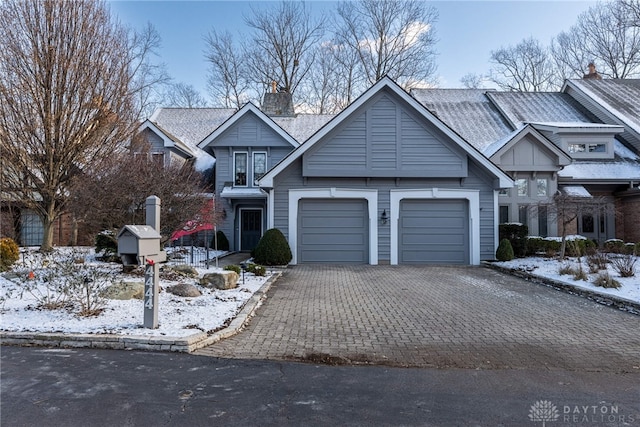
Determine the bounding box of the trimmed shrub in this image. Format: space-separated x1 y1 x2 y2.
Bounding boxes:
95 230 118 259
636 242 640 256
252 228 292 266
253 265 266 277
604 239 625 254
0 237 20 271
223 264 241 274
496 239 514 261
211 230 229 251
624 243 636 255
526 237 545 256
499 224 528 258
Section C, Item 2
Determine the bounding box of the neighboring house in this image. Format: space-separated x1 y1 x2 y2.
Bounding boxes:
412 80 640 244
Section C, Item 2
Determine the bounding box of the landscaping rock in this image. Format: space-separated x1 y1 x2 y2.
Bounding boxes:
166 283 202 297
199 271 238 290
169 265 199 278
102 281 144 300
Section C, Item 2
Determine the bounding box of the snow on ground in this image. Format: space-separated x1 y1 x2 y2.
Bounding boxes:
0 247 272 338
494 256 640 304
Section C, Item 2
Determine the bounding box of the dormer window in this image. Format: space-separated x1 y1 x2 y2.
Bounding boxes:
568 143 606 154
234 152 248 186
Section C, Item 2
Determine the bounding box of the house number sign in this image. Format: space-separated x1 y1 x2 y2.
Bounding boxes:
144 259 159 328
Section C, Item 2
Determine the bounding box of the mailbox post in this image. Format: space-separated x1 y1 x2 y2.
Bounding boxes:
117 196 166 329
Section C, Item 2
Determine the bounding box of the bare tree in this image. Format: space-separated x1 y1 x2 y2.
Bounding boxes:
460 73 487 89
67 147 213 245
489 37 560 92
539 192 615 259
165 82 208 108
551 1 640 79
0 0 166 251
204 30 253 108
334 0 438 89
244 1 324 95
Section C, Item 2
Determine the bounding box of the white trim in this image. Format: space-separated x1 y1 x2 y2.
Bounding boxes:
259 76 513 188
252 151 268 185
238 208 263 252
288 188 378 265
493 190 500 255
233 151 249 187
390 188 481 265
267 189 274 229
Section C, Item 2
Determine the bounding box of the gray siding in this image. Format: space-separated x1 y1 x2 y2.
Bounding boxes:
303 91 468 178
272 157 497 263
210 113 297 251
496 135 559 171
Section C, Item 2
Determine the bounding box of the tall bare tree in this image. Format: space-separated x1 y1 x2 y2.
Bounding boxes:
165 82 208 108
244 1 324 95
0 0 165 251
551 1 640 79
489 37 560 92
204 30 252 108
335 0 438 89
460 73 487 89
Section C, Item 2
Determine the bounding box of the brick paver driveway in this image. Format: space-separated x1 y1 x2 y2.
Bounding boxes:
195 265 640 371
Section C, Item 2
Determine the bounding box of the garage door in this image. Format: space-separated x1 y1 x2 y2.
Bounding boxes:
399 199 469 264
298 199 368 264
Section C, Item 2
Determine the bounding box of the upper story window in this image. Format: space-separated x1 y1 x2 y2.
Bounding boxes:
234 152 248 186
253 152 267 185
499 188 509 196
516 179 528 197
568 143 606 154
536 178 548 197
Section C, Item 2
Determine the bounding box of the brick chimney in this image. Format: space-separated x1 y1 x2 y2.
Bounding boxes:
583 62 602 80
261 81 295 116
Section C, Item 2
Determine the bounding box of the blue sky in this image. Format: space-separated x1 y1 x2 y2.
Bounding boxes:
110 1 595 99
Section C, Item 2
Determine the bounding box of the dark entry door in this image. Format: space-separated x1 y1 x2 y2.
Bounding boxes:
241 210 262 251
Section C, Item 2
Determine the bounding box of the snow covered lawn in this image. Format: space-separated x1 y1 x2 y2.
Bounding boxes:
0 248 273 338
494 256 640 304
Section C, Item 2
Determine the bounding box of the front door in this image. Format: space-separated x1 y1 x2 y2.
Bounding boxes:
240 209 262 251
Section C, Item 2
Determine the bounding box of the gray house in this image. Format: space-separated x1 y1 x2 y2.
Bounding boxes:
134 76 639 265
258 77 512 265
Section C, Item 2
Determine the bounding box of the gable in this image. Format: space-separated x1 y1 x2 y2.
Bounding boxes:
142 128 165 151
496 135 559 170
302 91 467 178
212 112 297 149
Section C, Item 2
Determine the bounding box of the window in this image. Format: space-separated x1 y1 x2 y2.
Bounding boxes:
234 152 247 186
536 178 548 197
499 206 509 224
152 152 165 167
253 152 267 185
516 179 528 197
538 206 548 237
499 188 509 196
581 214 594 233
568 143 606 153
518 205 528 226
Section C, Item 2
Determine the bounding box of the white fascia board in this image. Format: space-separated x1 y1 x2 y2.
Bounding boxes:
197 102 299 150
261 76 513 188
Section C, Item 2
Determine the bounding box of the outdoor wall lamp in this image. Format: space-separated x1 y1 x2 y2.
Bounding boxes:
380 209 388 225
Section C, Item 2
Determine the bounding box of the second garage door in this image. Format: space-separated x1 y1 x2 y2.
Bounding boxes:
399 199 469 264
298 199 368 264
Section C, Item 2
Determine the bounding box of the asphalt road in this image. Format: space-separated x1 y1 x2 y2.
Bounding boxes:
2 346 638 426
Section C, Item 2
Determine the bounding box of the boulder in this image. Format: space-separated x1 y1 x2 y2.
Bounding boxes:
169 265 199 278
199 271 238 290
166 283 202 298
102 281 144 300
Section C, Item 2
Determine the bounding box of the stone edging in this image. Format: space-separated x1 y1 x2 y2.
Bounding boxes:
483 261 640 316
0 270 283 353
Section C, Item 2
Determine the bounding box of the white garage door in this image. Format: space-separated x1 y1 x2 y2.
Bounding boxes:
399 199 469 264
298 199 368 264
